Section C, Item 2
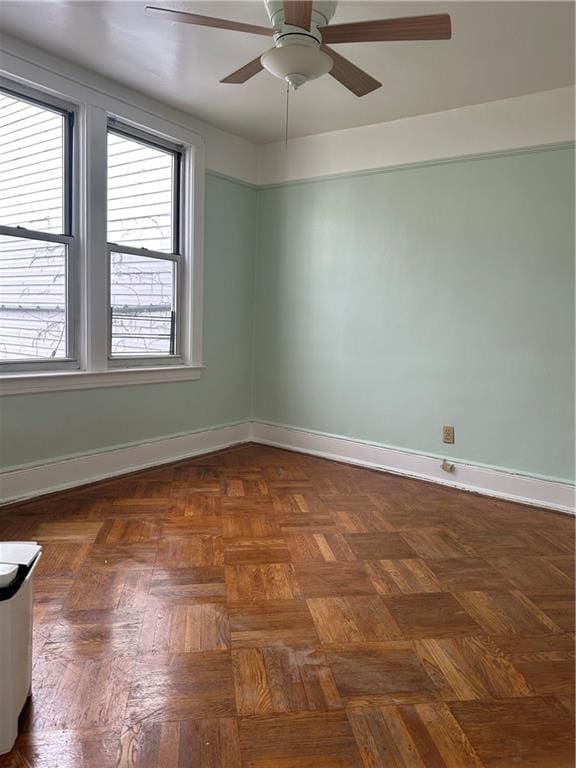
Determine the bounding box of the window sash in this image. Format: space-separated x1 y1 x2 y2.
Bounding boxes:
107 122 183 256
106 244 182 365
0 83 77 372
0 224 78 372
0 82 75 238
106 121 184 367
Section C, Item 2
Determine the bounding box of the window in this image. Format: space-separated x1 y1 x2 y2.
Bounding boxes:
0 71 204 392
107 125 182 363
0 87 76 369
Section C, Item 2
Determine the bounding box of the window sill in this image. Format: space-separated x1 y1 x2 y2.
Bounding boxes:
0 365 204 396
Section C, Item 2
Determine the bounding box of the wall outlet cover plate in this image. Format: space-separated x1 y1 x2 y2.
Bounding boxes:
442 425 455 444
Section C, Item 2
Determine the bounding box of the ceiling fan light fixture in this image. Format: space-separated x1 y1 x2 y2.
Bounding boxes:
261 44 333 89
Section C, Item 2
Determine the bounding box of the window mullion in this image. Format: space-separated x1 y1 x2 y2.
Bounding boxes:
82 105 108 372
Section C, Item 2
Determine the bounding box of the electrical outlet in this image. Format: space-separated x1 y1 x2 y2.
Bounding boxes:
442 425 455 444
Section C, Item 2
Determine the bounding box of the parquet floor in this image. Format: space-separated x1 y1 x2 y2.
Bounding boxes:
0 444 574 767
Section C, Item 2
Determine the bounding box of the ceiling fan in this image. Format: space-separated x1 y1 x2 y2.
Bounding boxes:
146 1 452 97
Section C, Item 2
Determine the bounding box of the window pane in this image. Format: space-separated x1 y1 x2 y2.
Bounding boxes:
107 131 176 253
0 92 66 234
0 235 67 360
110 251 175 357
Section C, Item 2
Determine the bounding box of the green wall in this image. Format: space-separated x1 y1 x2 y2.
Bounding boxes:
0 173 257 469
253 146 575 482
2 147 574 483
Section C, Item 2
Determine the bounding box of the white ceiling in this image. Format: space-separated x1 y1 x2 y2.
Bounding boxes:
1 1 574 143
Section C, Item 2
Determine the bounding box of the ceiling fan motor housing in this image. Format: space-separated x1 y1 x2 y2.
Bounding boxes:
265 0 337 41
262 0 336 87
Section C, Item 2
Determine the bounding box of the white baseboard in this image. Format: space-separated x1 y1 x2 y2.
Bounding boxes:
2 419 573 515
251 422 575 515
0 422 251 505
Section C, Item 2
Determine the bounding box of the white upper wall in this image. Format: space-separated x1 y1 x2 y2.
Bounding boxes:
1 33 574 188
257 86 575 185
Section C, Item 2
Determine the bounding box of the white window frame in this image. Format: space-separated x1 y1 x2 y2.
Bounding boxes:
0 57 205 396
0 79 80 374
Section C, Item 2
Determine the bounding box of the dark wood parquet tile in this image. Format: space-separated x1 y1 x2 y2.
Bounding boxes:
285 532 357 562
330 503 396 534
229 600 318 649
33 575 74 626
326 643 441 706
490 634 575 698
332 509 397 534
155 535 224 568
294 561 376 598
84 542 158 570
222 513 282 539
149 566 226 604
537 527 576 555
22 654 134 731
35 521 103 543
414 636 533 700
365 558 442 594
125 651 236 724
116 718 242 768
176 495 222 516
399 527 475 559
462 528 567 558
0 514 43 542
524 592 575 631
275 494 338 533
449 697 574 768
232 646 341 715
64 568 150 611
161 514 222 537
36 542 90 576
221 498 276 515
45 609 143 658
239 711 362 767
139 602 230 653
0 443 573 767
3 728 123 768
426 556 514 592
225 563 302 603
348 702 484 767
383 592 482 639
223 537 290 565
95 518 161 544
345 532 418 560
546 555 575 579
307 596 403 643
491 556 574 593
456 590 563 635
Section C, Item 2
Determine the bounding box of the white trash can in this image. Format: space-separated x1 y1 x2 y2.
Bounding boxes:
0 541 42 755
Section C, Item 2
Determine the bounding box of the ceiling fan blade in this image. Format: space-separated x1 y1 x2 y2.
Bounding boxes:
220 56 264 84
321 45 381 97
284 1 312 30
319 13 451 43
146 6 273 37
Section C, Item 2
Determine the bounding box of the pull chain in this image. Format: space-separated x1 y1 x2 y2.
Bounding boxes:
285 83 290 150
